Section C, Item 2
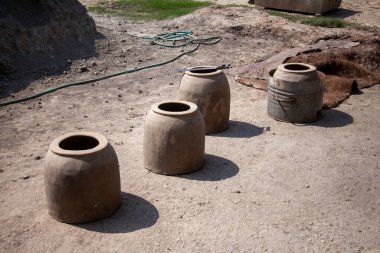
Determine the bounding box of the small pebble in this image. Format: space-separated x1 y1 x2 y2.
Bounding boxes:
79 66 88 72
35 156 42 160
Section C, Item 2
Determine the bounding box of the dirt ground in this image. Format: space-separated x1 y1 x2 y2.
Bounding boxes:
0 1 379 253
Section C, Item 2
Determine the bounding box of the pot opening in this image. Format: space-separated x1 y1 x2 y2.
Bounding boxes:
189 68 218 74
158 102 190 112
59 135 99 150
269 69 276 77
284 64 310 71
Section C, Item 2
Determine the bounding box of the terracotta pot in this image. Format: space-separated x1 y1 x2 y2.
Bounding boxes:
143 101 205 175
44 132 121 223
268 63 323 123
179 67 230 134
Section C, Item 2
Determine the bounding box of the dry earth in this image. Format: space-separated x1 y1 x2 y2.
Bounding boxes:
0 1 379 253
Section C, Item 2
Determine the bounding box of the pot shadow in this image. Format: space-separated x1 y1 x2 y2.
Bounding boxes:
180 154 239 181
293 109 353 128
211 120 267 138
326 8 361 19
76 192 159 233
312 109 353 128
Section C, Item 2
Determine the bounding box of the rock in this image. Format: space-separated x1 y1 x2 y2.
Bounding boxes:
79 66 88 72
34 155 42 160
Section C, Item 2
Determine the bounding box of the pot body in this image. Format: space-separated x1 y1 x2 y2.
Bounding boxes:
179 68 230 134
45 132 121 224
143 101 205 175
268 63 323 123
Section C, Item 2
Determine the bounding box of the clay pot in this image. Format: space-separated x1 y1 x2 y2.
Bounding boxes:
268 63 323 123
44 132 121 223
143 101 205 175
179 67 230 134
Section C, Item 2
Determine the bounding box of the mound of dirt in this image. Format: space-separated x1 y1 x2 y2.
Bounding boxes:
225 24 304 44
0 0 97 75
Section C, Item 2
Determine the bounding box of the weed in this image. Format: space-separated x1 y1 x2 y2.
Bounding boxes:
88 0 211 21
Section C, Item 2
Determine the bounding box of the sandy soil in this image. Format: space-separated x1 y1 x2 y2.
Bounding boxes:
0 2 379 253
81 0 380 28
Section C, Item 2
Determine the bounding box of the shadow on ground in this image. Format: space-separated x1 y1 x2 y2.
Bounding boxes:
326 8 361 19
77 192 159 233
180 154 239 181
312 109 353 128
212 120 266 138
0 33 104 101
0 0 105 101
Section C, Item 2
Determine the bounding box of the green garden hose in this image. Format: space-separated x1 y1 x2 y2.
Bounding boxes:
0 31 222 107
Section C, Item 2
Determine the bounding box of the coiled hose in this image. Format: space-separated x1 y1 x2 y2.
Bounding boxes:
0 31 222 107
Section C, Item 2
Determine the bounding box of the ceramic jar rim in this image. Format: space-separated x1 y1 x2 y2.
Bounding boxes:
151 100 198 116
184 66 223 77
278 63 316 73
50 132 108 156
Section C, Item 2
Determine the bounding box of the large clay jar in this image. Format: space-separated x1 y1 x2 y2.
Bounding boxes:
268 63 323 123
45 132 121 223
143 101 205 175
179 67 230 134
